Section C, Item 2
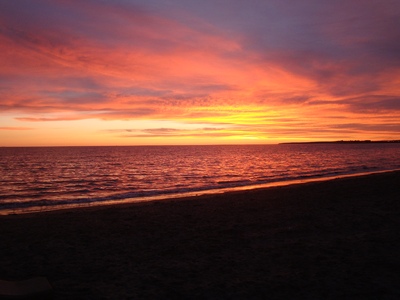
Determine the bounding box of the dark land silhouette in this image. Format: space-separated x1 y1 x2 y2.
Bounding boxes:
281 140 400 144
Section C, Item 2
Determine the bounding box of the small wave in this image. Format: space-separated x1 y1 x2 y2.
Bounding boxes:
217 180 253 186
1 144 400 215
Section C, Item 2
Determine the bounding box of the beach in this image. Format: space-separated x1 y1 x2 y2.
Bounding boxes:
1 171 400 299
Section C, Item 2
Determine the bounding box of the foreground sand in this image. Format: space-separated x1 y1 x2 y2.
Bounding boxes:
1 171 400 299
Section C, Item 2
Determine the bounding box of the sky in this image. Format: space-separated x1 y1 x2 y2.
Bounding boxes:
1 0 400 146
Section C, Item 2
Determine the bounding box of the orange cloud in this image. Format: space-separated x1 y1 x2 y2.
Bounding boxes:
1 0 399 146
0 127 33 130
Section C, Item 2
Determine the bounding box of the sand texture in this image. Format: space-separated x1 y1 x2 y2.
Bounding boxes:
1 171 400 299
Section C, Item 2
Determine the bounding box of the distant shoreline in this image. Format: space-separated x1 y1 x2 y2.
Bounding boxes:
2 140 400 147
280 140 400 144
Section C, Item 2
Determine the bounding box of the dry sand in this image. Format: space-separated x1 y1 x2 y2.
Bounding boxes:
1 171 400 299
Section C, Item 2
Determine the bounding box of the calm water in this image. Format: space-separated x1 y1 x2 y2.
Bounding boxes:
1 144 400 214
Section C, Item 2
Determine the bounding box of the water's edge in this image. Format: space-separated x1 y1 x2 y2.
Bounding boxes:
3 168 399 216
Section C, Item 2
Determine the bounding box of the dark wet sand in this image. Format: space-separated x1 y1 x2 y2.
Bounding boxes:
1 171 400 299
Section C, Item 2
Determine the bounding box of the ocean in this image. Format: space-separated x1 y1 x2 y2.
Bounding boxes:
1 143 400 215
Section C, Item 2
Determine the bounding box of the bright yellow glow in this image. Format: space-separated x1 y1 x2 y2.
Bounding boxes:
1 1 399 146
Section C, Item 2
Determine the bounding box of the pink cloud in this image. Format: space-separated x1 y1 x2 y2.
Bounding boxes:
0 0 399 143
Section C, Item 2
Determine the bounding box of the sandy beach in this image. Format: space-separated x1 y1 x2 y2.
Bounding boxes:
1 171 400 299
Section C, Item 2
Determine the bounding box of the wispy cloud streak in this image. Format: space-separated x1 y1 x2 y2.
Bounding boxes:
0 0 399 144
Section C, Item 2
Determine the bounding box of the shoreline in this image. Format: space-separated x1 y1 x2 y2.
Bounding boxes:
1 170 400 299
2 168 399 216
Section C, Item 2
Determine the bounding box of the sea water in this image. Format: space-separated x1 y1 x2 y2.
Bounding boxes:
1 143 400 214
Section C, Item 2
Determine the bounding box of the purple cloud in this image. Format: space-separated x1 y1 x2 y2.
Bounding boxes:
0 0 399 143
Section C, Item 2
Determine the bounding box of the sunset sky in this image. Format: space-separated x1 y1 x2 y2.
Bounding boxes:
1 0 400 146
